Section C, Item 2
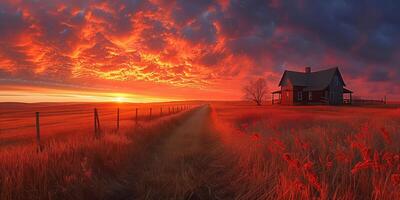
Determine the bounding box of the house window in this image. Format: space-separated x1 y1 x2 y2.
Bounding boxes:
308 91 312 100
298 91 302 101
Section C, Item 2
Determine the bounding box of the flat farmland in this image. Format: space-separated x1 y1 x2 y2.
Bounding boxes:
0 102 194 146
1 101 400 199
210 102 400 199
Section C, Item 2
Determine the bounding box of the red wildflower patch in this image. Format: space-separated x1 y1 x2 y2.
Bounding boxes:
241 123 249 130
380 128 392 144
351 160 374 174
335 150 352 163
303 161 313 171
272 138 286 151
252 133 260 140
282 153 301 169
305 173 322 192
373 150 381 171
383 152 395 167
294 137 310 150
361 148 371 161
391 174 400 185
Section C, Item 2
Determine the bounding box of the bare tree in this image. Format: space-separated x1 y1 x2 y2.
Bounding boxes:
243 78 269 106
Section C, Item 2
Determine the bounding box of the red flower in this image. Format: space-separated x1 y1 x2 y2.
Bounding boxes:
361 148 371 161
306 173 321 191
383 152 395 167
380 128 392 144
252 133 260 140
283 153 291 162
373 150 381 170
272 138 286 151
303 161 313 171
351 160 374 174
391 174 400 185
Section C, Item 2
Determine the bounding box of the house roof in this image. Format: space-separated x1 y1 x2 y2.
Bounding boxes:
278 67 346 91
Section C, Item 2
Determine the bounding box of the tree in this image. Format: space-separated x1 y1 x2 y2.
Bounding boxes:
243 78 269 106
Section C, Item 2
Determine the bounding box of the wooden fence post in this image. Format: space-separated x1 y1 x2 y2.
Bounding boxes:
149 108 152 120
135 108 138 124
117 108 120 131
160 107 163 116
94 108 101 138
36 112 42 152
94 108 97 137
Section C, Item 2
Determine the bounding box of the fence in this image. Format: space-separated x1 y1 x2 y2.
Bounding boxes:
0 104 195 151
352 96 387 105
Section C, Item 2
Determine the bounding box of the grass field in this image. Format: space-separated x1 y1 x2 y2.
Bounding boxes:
0 102 198 200
0 102 195 146
210 102 400 199
0 101 399 199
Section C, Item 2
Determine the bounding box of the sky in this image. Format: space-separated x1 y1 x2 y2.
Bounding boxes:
0 0 399 102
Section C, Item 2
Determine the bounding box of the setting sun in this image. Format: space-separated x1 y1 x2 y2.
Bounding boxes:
113 96 126 103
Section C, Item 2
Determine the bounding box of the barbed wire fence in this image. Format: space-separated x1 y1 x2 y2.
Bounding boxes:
0 104 196 152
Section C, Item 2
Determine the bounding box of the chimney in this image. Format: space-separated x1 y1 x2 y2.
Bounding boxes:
305 67 311 73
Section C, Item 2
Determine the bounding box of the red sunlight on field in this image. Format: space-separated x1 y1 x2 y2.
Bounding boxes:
0 0 400 199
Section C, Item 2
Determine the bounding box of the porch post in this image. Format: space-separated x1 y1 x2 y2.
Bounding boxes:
279 93 282 104
272 93 274 105
350 93 353 104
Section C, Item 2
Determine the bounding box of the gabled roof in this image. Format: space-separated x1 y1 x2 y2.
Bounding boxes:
278 67 346 91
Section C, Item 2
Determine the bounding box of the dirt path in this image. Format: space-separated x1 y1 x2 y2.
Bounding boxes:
107 105 225 200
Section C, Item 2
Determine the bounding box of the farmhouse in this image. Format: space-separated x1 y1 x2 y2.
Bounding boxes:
272 67 353 105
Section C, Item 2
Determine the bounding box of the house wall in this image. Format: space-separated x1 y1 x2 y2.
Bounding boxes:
280 78 294 105
306 91 326 103
281 85 294 105
293 86 306 104
328 73 344 105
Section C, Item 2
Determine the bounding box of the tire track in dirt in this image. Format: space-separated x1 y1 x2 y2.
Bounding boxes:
107 105 226 200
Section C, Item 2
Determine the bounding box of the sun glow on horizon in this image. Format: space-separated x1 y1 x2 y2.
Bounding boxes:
0 85 178 103
112 96 126 103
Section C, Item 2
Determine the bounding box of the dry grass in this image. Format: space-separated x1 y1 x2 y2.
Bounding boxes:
1 101 400 200
0 102 196 146
0 106 198 200
210 103 400 199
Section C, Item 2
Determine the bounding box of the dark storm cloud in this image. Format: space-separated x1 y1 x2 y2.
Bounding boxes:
182 12 217 45
139 18 168 51
214 0 400 82
172 0 215 25
219 0 276 37
367 67 390 82
0 4 27 40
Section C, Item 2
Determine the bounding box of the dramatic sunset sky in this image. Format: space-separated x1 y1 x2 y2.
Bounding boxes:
0 0 399 102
